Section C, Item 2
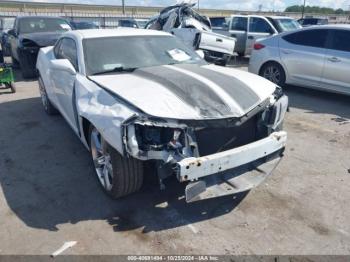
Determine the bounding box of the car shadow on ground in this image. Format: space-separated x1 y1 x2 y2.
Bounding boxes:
0 96 248 233
284 85 350 121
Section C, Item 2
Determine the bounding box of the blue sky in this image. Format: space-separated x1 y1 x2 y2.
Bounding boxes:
8 0 350 11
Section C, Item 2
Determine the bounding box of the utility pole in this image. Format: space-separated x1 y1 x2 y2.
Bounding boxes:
301 0 306 18
122 0 125 15
197 0 200 11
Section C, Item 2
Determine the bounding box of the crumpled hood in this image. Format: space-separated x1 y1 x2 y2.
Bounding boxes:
89 64 276 120
20 32 63 47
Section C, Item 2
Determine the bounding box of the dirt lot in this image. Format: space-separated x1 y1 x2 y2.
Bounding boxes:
0 63 350 255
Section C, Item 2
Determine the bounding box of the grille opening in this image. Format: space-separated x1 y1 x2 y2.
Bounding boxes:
194 116 265 156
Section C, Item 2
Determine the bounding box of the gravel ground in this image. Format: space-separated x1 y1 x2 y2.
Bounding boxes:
0 63 349 255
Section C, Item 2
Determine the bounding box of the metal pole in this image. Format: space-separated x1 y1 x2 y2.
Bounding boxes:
197 0 200 11
122 0 125 15
301 0 306 18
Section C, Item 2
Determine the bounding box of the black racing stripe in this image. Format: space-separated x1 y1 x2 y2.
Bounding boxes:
134 66 233 118
175 64 260 111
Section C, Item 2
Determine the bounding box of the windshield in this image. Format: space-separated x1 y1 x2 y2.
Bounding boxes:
210 17 227 28
1 18 15 30
84 36 205 76
19 17 71 34
274 19 301 32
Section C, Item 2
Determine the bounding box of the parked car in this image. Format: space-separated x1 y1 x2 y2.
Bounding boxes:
298 18 328 27
70 21 99 30
36 29 288 202
249 25 350 95
146 4 236 66
222 15 301 56
118 19 139 28
8 16 72 78
134 19 149 29
0 17 15 56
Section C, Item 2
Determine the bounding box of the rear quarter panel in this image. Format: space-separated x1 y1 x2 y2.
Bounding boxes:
199 31 236 55
249 36 285 77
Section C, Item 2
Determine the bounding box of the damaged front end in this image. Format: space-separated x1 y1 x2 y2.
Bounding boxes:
123 88 288 202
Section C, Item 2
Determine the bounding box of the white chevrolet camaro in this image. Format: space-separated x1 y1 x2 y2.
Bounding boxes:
37 29 288 202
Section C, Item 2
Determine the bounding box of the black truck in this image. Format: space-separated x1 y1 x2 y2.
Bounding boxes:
8 16 72 78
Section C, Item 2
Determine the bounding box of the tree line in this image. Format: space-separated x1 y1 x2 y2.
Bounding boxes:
285 5 349 14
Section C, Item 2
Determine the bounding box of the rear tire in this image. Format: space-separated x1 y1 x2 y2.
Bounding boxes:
215 57 229 67
89 126 144 199
38 76 59 115
5 83 16 93
260 62 286 87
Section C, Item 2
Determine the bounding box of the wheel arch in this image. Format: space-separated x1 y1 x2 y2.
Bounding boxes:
258 60 287 77
81 116 92 147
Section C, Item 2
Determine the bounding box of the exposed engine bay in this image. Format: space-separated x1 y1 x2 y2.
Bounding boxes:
124 88 288 201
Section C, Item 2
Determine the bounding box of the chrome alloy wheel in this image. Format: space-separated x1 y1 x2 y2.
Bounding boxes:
263 65 281 84
90 128 114 191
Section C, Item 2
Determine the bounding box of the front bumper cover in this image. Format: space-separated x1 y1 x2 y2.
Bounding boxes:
175 131 287 202
177 131 287 182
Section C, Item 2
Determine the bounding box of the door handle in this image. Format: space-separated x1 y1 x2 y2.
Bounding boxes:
248 36 254 40
216 38 223 42
328 57 341 63
282 50 292 54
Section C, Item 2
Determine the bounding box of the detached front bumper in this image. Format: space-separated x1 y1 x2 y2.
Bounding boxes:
176 131 287 202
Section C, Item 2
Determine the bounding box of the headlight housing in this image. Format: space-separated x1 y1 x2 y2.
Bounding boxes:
21 39 39 48
262 88 289 130
134 124 184 151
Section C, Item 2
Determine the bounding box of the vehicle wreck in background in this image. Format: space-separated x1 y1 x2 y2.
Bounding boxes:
37 29 288 203
8 16 72 78
146 3 236 66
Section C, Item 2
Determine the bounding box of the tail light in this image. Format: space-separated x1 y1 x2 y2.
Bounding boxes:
254 43 265 50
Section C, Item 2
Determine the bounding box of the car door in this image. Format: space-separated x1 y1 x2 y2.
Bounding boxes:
229 16 248 55
51 37 79 132
320 29 350 94
279 28 329 88
9 18 19 61
246 17 276 56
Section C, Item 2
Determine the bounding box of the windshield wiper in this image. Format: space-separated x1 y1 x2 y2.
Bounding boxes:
91 66 137 76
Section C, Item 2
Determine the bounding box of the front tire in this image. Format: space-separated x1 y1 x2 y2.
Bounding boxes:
19 57 36 79
11 55 19 68
260 62 286 87
89 126 144 199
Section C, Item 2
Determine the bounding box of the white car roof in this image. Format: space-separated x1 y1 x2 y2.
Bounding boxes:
318 24 350 29
230 14 293 20
65 28 170 39
266 16 294 19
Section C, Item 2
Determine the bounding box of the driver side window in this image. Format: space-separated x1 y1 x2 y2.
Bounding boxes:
54 38 79 71
249 17 273 34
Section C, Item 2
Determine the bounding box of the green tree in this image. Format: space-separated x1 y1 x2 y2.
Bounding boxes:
285 5 348 14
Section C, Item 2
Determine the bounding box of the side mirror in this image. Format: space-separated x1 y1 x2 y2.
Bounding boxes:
7 29 16 37
196 50 205 59
51 59 76 75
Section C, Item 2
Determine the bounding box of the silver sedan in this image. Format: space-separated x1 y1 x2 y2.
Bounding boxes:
248 25 350 95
